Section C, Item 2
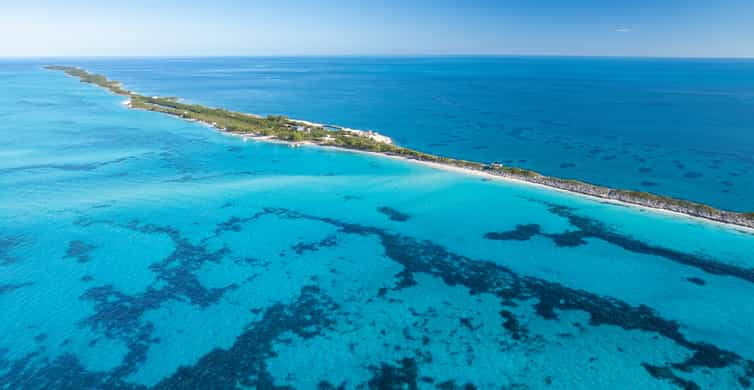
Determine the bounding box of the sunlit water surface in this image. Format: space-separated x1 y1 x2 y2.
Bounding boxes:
1 62 754 389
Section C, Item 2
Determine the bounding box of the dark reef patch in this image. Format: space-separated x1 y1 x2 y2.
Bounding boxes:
256 208 754 387
638 167 653 173
318 381 347 390
545 230 590 247
500 310 527 341
154 286 337 389
435 380 478 390
0 157 132 176
684 172 703 179
16 99 59 108
291 235 337 255
505 128 528 141
0 351 138 389
164 171 256 183
367 358 419 390
515 200 754 285
64 240 97 263
0 281 34 295
685 277 706 286
640 181 659 187
0 236 25 265
539 119 569 128
484 224 541 241
642 363 700 390
70 218 239 380
459 317 480 331
214 216 247 234
559 163 575 169
0 286 336 390
3 207 752 388
378 207 411 222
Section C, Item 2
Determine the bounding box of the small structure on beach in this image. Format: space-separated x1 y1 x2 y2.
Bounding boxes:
341 128 393 144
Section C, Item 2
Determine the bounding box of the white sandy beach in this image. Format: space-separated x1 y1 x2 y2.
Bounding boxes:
226 131 754 235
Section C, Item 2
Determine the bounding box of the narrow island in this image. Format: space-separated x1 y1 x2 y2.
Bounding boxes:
45 65 754 230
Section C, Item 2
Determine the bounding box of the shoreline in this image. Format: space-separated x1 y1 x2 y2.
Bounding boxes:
374 151 754 235
233 132 754 235
46 65 754 232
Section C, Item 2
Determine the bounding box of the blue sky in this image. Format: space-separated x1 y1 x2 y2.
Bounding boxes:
2 0 753 57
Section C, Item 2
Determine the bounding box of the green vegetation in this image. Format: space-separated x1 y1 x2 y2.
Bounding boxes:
45 65 754 229
616 190 671 203
613 189 720 214
45 66 130 95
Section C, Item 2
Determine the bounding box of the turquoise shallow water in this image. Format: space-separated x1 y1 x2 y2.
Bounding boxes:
2 62 754 389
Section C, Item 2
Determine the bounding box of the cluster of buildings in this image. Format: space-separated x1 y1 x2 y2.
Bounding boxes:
341 128 393 144
289 120 393 145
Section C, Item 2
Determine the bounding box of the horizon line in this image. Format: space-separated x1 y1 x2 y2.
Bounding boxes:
2 53 754 61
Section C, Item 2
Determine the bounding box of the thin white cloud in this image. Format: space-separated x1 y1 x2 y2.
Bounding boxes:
615 28 632 33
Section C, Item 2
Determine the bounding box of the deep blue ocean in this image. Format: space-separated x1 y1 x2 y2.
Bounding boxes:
1 58 754 389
